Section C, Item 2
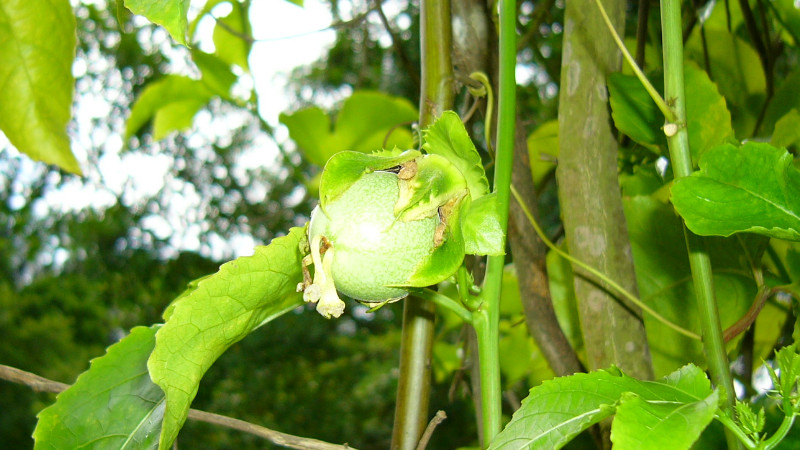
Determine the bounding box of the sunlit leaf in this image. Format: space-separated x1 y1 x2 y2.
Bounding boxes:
212 2 251 71
318 149 420 209
34 326 164 449
671 142 800 241
610 390 718 450
124 0 190 45
0 0 80 174
685 29 765 137
280 91 418 166
125 75 214 141
148 228 307 449
192 49 237 97
423 111 490 199
771 109 800 150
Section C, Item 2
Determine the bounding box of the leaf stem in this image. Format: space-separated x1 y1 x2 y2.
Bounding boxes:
590 0 675 122
473 0 516 445
715 412 758 449
660 0 740 448
412 288 473 324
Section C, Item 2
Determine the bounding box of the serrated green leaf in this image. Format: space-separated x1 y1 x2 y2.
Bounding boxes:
461 193 504 255
148 228 307 449
610 389 718 450
124 0 190 45
489 365 713 450
319 149 420 209
422 111 490 199
125 75 214 141
192 49 237 97
212 2 251 71
671 142 800 241
280 91 418 166
34 326 164 449
395 154 468 221
0 0 80 174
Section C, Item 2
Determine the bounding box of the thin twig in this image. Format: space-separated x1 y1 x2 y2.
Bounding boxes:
0 364 355 450
415 410 447 450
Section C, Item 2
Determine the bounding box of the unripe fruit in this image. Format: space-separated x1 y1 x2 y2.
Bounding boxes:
308 171 439 307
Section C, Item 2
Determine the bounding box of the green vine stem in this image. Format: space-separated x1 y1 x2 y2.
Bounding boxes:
471 0 516 445
391 0 454 448
660 0 741 448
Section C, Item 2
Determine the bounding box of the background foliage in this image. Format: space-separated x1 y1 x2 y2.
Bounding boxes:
3 0 800 447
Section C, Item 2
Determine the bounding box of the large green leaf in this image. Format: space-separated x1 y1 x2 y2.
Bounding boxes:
148 228 307 449
0 0 80 174
34 326 164 449
671 142 800 241
422 111 490 199
191 49 237 98
623 192 754 376
488 365 715 450
280 91 418 166
125 75 214 141
124 0 190 45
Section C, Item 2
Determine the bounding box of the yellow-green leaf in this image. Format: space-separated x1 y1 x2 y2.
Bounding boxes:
0 0 80 174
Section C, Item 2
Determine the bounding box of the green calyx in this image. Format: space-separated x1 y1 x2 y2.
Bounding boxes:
299 112 504 318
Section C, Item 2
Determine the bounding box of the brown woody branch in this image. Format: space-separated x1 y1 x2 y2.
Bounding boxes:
0 364 354 450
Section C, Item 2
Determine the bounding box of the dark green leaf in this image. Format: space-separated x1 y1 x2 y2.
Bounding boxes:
762 71 800 138
608 72 666 152
124 0 190 45
461 193 504 255
623 193 755 375
125 75 214 141
0 0 80 174
671 142 800 241
422 111 490 199
609 64 733 163
319 149 420 210
34 326 164 449
147 228 307 449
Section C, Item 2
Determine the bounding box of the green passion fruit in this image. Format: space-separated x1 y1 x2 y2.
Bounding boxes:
304 171 439 318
